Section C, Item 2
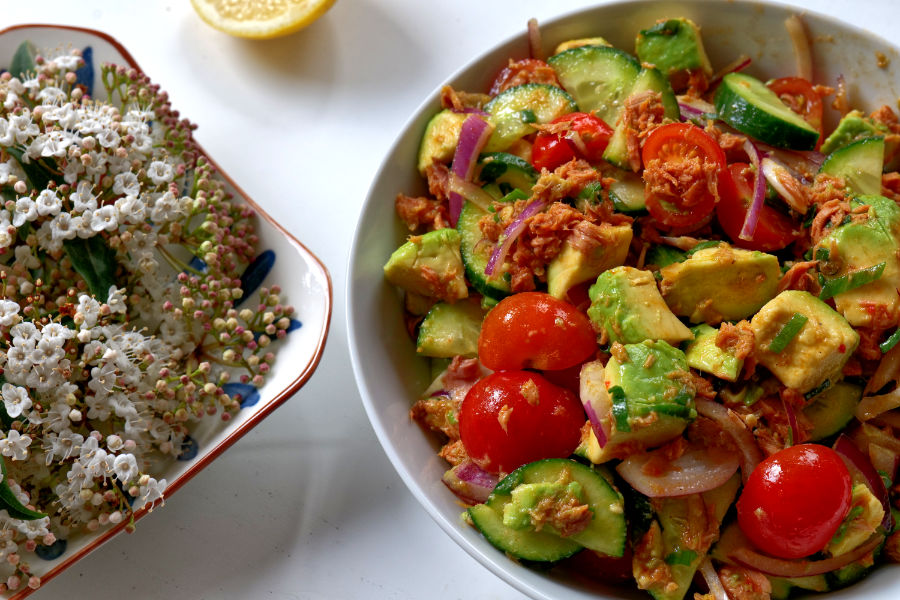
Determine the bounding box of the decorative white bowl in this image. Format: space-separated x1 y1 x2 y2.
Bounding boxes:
348 1 900 599
0 24 332 599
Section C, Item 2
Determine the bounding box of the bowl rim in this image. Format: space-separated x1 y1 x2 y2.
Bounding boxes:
0 23 333 599
347 0 900 598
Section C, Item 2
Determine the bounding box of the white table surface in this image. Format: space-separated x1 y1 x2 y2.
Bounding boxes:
1 0 893 598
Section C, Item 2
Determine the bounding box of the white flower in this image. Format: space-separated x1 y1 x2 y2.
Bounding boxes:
70 180 98 213
1 384 31 418
10 322 38 346
8 113 39 144
106 286 127 314
13 245 40 270
49 212 78 242
15 516 50 540
35 189 61 217
114 194 146 224
36 86 67 104
147 160 174 185
76 295 101 329
136 477 166 509
0 300 20 327
88 363 118 398
89 205 117 232
41 322 75 342
96 127 120 149
112 171 140 196
0 430 32 461
12 197 37 228
113 454 138 482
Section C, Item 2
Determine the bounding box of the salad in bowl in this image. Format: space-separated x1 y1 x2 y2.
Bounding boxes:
354 2 900 599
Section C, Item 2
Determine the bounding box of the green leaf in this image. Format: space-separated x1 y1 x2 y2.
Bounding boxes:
0 455 46 520
6 147 62 191
63 236 118 302
9 40 36 79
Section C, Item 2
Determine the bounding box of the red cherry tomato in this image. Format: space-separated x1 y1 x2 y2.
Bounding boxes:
717 163 800 251
641 123 728 229
532 112 613 171
460 370 584 475
766 77 824 146
736 444 852 559
478 292 597 371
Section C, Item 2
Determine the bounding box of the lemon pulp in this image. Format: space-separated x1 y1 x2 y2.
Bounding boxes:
191 0 336 39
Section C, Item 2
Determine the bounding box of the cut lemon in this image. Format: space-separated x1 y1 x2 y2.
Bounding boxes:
191 0 336 39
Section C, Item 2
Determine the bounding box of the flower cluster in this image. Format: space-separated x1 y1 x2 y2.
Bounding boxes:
0 43 293 592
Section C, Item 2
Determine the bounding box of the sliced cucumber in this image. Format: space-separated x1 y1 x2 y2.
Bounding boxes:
803 381 862 441
484 83 576 151
457 200 511 300
416 297 485 358
468 458 627 561
478 152 538 197
548 45 641 127
603 66 680 169
714 72 820 150
819 136 886 196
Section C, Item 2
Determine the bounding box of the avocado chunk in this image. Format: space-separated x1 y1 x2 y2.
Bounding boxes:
803 381 862 441
384 228 468 302
417 109 468 174
683 324 743 382
579 341 696 462
635 18 712 91
588 266 693 345
820 110 885 155
416 296 485 358
825 483 885 558
659 243 781 324
814 195 900 327
749 290 859 394
633 474 740 600
547 223 632 300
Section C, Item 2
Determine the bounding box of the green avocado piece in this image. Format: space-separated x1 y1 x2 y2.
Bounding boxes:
416 296 485 358
578 341 696 463
825 483 885 558
820 110 885 155
384 228 468 302
588 266 693 345
814 195 900 327
546 223 632 300
417 109 468 174
683 324 743 382
750 290 859 394
635 18 712 89
659 243 781 324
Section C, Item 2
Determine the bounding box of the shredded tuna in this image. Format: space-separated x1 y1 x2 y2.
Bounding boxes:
425 162 452 203
642 140 721 210
489 58 561 96
716 320 755 361
438 439 468 466
809 172 851 208
620 90 668 171
685 69 710 97
883 172 900 201
871 104 900 127
527 470 593 537
810 197 854 245
395 193 450 232
439 85 490 112
532 158 606 203
777 260 821 294
634 521 676 594
410 395 459 440
832 75 850 116
497 404 513 432
718 566 773 600
641 437 688 476
610 342 629 364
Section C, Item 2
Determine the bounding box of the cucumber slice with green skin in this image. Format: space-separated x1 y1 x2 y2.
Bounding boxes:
457 200 511 300
607 167 646 213
484 83 577 152
602 66 680 170
416 297 484 358
548 45 641 127
819 136 886 196
469 458 627 561
478 152 538 195
803 381 862 441
714 72 820 150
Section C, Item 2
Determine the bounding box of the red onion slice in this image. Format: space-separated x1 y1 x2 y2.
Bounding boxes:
581 390 608 448
484 199 546 276
449 173 495 212
709 54 752 88
782 393 802 446
761 157 808 214
833 434 893 531
449 115 493 227
784 15 813 82
616 445 740 498
739 139 767 241
527 18 544 61
698 557 729 600
442 461 498 505
730 533 882 577
695 399 762 483
677 97 716 124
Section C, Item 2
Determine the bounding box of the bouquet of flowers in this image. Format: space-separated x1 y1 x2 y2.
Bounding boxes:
0 42 293 592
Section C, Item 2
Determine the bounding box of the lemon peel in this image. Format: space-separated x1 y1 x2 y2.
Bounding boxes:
191 0 335 39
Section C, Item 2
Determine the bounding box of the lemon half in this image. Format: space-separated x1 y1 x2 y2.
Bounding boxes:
191 0 336 39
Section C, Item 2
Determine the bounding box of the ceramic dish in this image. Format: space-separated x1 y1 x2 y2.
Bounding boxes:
348 1 900 599
0 24 332 599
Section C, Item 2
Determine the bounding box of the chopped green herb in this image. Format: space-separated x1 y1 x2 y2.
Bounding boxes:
820 261 886 301
609 385 630 432
519 109 537 123
880 328 900 353
685 240 721 256
499 188 529 203
814 247 830 262
768 313 808 353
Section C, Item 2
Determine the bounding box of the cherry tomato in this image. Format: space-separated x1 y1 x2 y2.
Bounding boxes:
717 163 800 251
478 292 597 371
532 112 613 171
459 370 584 475
641 123 728 229
766 77 824 146
736 444 852 559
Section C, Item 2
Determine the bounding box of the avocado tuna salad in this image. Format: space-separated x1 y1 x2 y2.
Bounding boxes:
384 13 900 600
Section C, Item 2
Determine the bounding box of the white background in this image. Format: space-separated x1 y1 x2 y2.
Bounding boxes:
0 1 894 599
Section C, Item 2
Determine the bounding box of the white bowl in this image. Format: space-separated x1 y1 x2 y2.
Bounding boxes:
348 1 900 598
0 24 332 599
